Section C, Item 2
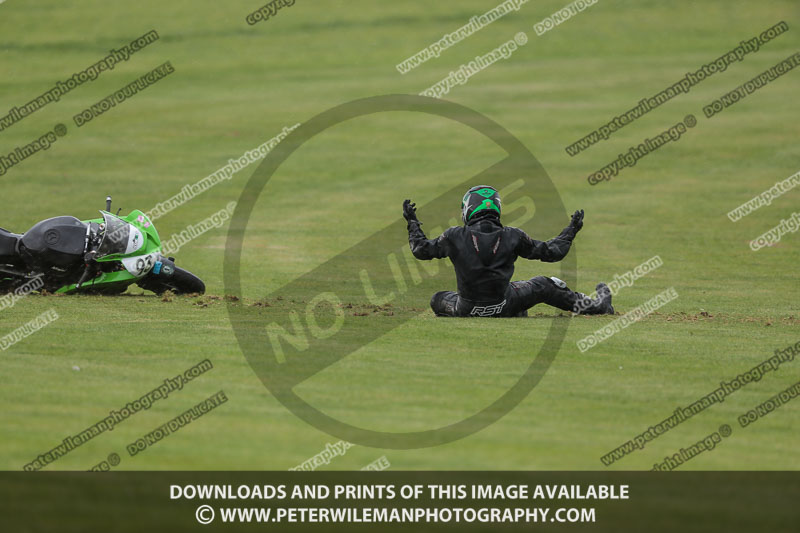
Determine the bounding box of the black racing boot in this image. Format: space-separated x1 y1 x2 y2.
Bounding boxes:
595 282 614 314
574 283 614 315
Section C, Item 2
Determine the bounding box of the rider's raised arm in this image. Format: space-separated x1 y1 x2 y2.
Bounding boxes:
403 198 450 260
408 221 451 260
513 227 574 262
513 209 584 263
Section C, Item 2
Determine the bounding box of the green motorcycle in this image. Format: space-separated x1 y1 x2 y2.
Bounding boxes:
0 196 204 295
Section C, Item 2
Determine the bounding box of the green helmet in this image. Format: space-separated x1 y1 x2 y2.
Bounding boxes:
461 185 501 223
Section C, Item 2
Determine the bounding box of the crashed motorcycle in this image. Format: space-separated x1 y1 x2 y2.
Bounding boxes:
0 196 204 295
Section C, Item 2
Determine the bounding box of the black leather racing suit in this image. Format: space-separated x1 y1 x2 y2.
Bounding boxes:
407 215 598 317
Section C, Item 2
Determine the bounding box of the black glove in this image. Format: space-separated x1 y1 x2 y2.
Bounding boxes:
403 199 418 223
569 209 584 234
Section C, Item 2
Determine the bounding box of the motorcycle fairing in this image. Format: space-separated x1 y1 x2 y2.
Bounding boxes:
56 209 164 293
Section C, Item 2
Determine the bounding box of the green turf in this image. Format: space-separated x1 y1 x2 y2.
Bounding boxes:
0 0 798 471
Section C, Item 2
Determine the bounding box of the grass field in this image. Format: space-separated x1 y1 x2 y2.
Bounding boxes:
0 0 798 471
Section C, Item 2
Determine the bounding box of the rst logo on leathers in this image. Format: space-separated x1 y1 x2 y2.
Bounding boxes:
469 299 506 316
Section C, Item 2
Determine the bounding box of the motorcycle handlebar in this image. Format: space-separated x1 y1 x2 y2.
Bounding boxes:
75 251 98 289
75 265 92 289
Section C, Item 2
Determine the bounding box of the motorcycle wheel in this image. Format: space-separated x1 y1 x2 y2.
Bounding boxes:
139 267 205 295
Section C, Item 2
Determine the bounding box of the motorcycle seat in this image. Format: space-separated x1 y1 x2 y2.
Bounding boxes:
20 216 88 267
0 228 21 258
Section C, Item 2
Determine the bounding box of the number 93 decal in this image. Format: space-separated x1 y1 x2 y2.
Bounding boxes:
121 253 157 277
